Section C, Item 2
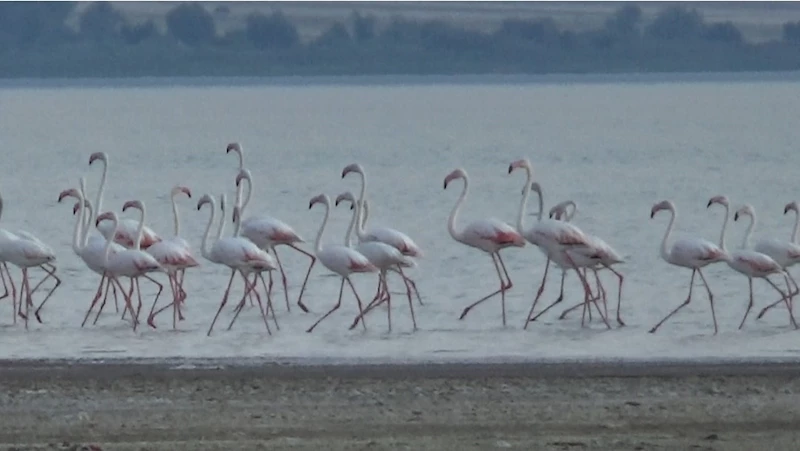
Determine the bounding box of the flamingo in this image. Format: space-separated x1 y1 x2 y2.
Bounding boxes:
341 163 424 306
143 186 200 329
0 192 61 325
197 193 276 337
546 200 626 326
443 168 526 327
89 151 162 249
57 180 125 326
649 200 728 335
305 193 376 333
705 197 797 329
507 160 608 329
334 191 417 332
750 201 800 320
232 166 315 313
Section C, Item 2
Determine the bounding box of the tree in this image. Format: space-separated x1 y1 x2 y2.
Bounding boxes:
702 22 743 44
783 21 800 44
120 20 157 45
79 2 123 42
165 3 216 46
0 2 76 47
604 4 642 37
311 22 351 48
351 11 376 42
645 6 705 41
245 11 299 50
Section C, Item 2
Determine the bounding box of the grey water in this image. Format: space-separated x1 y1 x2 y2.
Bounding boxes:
0 72 799 363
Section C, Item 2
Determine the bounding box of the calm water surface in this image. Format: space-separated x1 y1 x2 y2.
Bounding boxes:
0 75 798 363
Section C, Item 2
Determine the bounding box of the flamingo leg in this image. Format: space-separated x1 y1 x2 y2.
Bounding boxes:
257 271 279 330
524 258 551 329
82 273 109 327
270 247 291 313
696 268 718 335
349 275 386 330
650 269 697 334
563 267 606 322
350 270 393 331
756 270 800 319
147 273 177 329
0 262 17 324
32 264 62 323
92 274 118 325
20 268 30 329
207 270 238 336
306 277 346 333
527 270 567 324
738 277 756 330
396 266 423 306
764 275 798 329
112 277 137 331
287 243 315 313
227 272 256 328
459 252 509 326
604 265 625 326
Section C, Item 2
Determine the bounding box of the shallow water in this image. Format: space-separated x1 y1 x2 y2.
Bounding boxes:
1 74 799 363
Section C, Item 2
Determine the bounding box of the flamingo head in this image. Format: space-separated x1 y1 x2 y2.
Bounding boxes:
88 152 107 166
235 168 252 187
443 168 467 190
341 163 364 179
734 204 755 222
196 194 214 211
226 142 241 154
650 200 674 219
335 192 356 209
96 211 116 227
171 185 191 199
72 200 90 216
785 201 799 215
548 200 575 221
309 194 328 210
706 195 729 209
122 200 144 213
58 188 80 203
508 158 531 175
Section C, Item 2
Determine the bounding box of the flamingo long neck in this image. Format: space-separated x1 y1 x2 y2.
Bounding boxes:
314 200 330 254
233 209 242 237
199 198 217 260
792 209 800 244
217 194 227 240
171 192 182 237
81 200 94 248
236 176 253 217
71 188 85 255
741 213 757 249
447 176 469 242
355 198 369 241
515 167 533 234
102 214 119 265
659 208 677 263
344 201 358 247
236 148 245 170
94 158 108 224
0 194 4 222
716 204 730 252
133 204 146 251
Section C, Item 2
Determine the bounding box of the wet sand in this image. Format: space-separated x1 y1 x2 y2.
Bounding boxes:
2 360 800 450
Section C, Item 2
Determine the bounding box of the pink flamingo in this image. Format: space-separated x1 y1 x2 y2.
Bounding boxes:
144 186 200 329
341 163 424 306
753 200 800 320
305 193 376 333
232 165 316 313
706 197 797 329
547 200 626 326
334 191 417 332
649 200 728 335
507 160 608 329
443 168 526 327
89 152 162 249
197 193 276 337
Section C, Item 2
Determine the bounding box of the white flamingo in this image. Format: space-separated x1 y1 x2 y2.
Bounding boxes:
546 200 626 326
706 197 797 329
305 193 376 333
649 200 728 335
751 200 800 320
0 192 61 326
197 193 276 337
334 191 417 332
507 159 608 329
96 204 164 331
89 151 162 249
443 168 526 327
142 186 199 329
232 166 316 313
341 163 424 305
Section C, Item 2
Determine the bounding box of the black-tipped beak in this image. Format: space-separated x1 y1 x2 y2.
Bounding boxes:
334 200 341 207
650 211 655 219
443 181 448 189
785 206 791 215
507 165 513 174
734 213 740 221
706 200 713 208
350 204 354 210
308 202 313 210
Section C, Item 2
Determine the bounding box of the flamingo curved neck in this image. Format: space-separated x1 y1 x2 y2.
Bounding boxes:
447 177 469 242
0 194 4 222
103 214 119 265
792 210 800 244
344 201 358 247
355 199 370 241
81 200 94 248
659 208 676 263
94 158 108 225
132 204 147 251
200 199 217 260
741 213 756 250
515 166 534 234
313 200 330 255
71 188 85 255
715 204 730 252
236 175 253 217
171 191 182 237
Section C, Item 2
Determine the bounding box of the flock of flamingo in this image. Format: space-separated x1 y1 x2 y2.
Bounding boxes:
1 147 798 337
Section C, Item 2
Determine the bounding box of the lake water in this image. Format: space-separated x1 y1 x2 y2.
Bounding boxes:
1 73 800 364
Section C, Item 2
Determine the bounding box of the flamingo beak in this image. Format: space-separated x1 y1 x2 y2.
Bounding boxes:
734 212 740 221
507 164 513 174
706 200 713 208
182 187 192 198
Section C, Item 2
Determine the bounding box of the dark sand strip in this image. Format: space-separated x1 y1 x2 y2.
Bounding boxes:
2 360 800 450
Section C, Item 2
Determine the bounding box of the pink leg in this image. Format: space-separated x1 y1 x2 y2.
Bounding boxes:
147 273 178 329
228 271 274 334
256 271 279 330
0 262 17 324
650 269 710 334
207 270 238 336
271 247 291 312
396 266 423 306
459 252 510 326
738 277 755 330
93 275 119 325
527 270 567 324
524 258 551 329
287 243 315 313
764 274 798 329
20 268 31 330
757 270 800 319
82 273 109 327
32 264 62 323
306 277 346 333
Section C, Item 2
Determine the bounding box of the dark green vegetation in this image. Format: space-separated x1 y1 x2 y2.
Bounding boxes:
2 2 800 78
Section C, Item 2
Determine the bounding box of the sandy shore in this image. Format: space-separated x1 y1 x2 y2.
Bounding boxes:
2 360 800 450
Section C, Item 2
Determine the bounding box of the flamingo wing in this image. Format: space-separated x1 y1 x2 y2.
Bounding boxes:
363 227 422 257
466 219 524 246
